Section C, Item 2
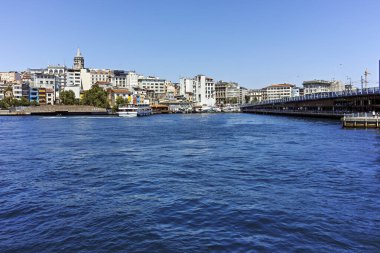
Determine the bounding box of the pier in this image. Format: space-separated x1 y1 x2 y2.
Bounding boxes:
342 113 380 128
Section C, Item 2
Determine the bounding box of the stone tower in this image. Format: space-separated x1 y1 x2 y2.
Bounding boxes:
73 48 84 70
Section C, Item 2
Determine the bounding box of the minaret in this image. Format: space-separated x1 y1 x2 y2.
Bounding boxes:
73 48 84 70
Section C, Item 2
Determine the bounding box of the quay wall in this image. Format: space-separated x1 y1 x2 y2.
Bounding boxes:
1 105 108 116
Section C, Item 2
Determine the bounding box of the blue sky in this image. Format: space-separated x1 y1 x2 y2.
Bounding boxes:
1 0 380 88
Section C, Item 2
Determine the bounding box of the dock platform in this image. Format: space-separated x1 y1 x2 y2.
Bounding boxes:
342 113 380 128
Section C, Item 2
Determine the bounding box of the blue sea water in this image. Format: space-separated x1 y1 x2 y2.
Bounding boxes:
0 114 379 253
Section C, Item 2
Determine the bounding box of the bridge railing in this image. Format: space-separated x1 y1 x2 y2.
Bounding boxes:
343 112 380 119
242 87 380 107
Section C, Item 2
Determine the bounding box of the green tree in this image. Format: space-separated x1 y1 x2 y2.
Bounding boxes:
82 85 109 108
0 99 9 109
115 96 126 107
0 97 31 108
60 90 76 105
30 100 39 106
111 96 125 113
20 97 30 106
3 97 17 107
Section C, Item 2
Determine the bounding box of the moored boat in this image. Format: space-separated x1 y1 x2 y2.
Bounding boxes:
117 104 152 117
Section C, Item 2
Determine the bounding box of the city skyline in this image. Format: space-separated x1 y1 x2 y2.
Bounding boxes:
1 0 380 88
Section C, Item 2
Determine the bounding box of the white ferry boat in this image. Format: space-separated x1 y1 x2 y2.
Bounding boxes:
117 104 152 117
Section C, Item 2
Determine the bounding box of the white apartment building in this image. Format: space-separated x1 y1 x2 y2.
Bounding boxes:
90 69 112 85
127 71 139 88
302 80 345 95
180 75 215 106
112 70 128 88
12 83 22 99
33 73 57 89
180 78 195 95
138 77 166 94
80 69 92 91
262 83 294 101
239 87 248 105
45 65 67 89
194 75 215 106
292 87 300 97
246 89 263 103
66 69 81 87
32 73 58 100
112 71 139 89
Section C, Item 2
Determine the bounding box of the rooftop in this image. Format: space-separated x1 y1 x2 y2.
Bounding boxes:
265 83 294 88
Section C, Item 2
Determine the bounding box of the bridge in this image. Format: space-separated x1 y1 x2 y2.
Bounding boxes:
241 87 380 119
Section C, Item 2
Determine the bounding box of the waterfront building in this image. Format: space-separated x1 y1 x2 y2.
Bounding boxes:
292 87 301 97
239 87 248 105
22 69 44 86
66 69 81 88
90 69 113 85
21 71 33 84
0 82 10 100
111 70 139 90
0 71 21 83
22 83 30 100
29 87 38 102
138 77 166 96
179 77 196 102
112 70 128 88
179 78 195 95
132 87 148 104
46 88 55 105
38 88 47 104
111 71 140 89
45 65 67 89
215 81 238 105
215 82 227 105
215 81 246 105
299 87 305 96
12 83 22 100
33 73 57 89
245 89 263 103
226 82 240 104
80 68 92 91
262 83 295 101
36 88 54 105
302 80 345 95
180 75 215 106
107 89 132 106
165 83 177 100
126 71 139 88
193 75 215 107
32 73 58 102
28 68 45 74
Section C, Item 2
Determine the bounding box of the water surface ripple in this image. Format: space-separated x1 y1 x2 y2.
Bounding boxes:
0 114 379 252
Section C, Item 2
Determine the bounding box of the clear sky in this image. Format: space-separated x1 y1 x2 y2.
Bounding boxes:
1 0 380 88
